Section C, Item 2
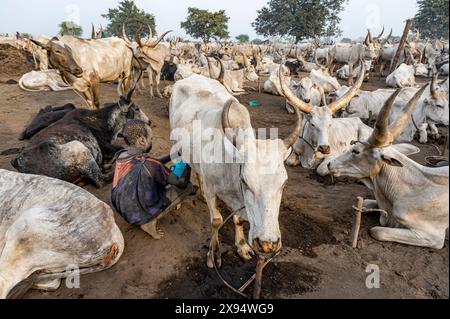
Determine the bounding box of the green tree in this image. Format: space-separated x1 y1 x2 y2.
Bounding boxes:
252 38 264 44
181 7 230 42
235 34 250 43
413 0 449 39
58 21 83 36
252 0 347 43
102 0 156 38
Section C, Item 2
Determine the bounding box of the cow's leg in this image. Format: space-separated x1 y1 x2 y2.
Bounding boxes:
348 64 354 85
81 88 96 109
418 123 428 144
205 195 223 269
147 67 154 98
428 122 440 140
379 63 385 79
32 278 62 291
155 71 163 98
370 226 445 249
90 74 101 108
233 215 254 261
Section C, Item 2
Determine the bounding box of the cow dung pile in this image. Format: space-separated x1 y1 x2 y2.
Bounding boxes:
0 43 35 80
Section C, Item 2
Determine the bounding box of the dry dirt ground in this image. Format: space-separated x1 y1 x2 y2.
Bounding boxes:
0 45 448 299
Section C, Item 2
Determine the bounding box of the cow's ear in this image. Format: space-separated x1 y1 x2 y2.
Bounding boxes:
380 154 404 167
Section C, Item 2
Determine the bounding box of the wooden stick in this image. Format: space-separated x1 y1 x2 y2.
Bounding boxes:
351 197 364 248
390 19 413 73
253 255 266 299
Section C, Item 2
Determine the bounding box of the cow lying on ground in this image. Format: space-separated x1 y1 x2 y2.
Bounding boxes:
0 169 124 299
328 86 449 249
19 70 72 92
386 63 416 88
12 92 150 187
19 104 76 140
285 77 326 114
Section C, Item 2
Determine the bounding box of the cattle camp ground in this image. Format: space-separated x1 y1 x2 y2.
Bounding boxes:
0 0 448 300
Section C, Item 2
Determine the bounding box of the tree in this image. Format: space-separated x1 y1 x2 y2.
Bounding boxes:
252 38 264 44
181 7 230 42
102 0 156 39
413 0 449 39
252 0 347 43
235 34 250 43
58 21 83 36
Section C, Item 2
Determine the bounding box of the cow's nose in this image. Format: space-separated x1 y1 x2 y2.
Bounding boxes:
74 67 83 74
254 238 282 254
318 145 331 154
304 98 311 103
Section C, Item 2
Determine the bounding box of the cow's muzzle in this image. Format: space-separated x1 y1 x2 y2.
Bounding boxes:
253 238 282 255
318 145 331 155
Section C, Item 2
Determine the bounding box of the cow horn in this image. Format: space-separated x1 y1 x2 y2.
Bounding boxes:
376 26 385 40
206 55 214 79
389 84 428 140
368 29 373 43
91 23 96 39
382 28 393 45
328 59 366 113
216 57 225 84
242 54 250 69
135 27 144 48
278 65 313 114
147 24 153 38
368 89 402 147
430 72 438 97
283 93 303 149
222 99 239 147
364 32 370 46
314 50 322 68
144 30 173 48
122 24 132 45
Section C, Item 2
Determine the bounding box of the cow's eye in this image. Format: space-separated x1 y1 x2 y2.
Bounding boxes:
352 149 360 155
310 123 315 128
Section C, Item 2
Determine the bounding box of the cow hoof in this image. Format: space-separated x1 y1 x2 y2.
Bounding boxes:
237 243 254 261
206 251 221 269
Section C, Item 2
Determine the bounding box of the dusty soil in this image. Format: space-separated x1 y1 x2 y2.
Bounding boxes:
0 44 34 82
0 46 448 299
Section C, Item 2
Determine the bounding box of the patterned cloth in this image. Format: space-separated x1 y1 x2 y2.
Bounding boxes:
111 151 171 226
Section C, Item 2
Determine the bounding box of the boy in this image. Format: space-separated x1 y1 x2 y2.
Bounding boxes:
111 120 196 239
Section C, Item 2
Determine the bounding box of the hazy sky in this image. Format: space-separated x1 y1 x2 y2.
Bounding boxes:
0 0 418 40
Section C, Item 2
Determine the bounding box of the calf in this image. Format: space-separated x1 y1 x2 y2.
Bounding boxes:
12 93 150 187
18 70 71 92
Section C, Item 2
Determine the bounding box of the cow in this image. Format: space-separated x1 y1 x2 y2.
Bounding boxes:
18 70 71 92
386 63 416 88
31 35 137 109
16 38 49 70
441 63 449 76
280 61 373 176
12 88 150 187
309 67 341 95
337 60 372 80
328 86 448 249
263 64 291 96
378 43 415 78
285 77 326 114
19 103 76 140
123 27 173 98
214 56 259 95
0 169 124 299
169 74 302 267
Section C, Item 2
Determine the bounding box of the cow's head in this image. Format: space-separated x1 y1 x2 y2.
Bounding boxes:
423 75 450 125
222 98 302 255
280 62 365 162
363 29 387 61
328 85 427 179
242 54 259 82
31 37 83 77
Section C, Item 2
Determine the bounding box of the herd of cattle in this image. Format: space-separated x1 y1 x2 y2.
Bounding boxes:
0 25 449 298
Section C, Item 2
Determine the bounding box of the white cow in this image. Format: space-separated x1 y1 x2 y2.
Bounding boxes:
440 63 449 76
0 169 124 299
18 70 72 92
386 63 416 88
310 67 341 94
285 77 326 114
263 64 290 96
169 74 302 267
336 60 372 80
281 62 371 176
328 87 448 249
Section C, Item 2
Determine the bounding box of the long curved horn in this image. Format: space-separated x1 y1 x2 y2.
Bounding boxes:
278 65 313 114
283 95 303 149
430 72 438 97
91 23 96 39
368 29 373 43
206 55 214 79
389 84 428 140
328 59 366 113
135 27 144 48
376 26 385 40
216 57 225 84
147 24 153 38
122 24 132 45
144 30 173 48
382 28 393 45
222 99 239 147
368 89 402 147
